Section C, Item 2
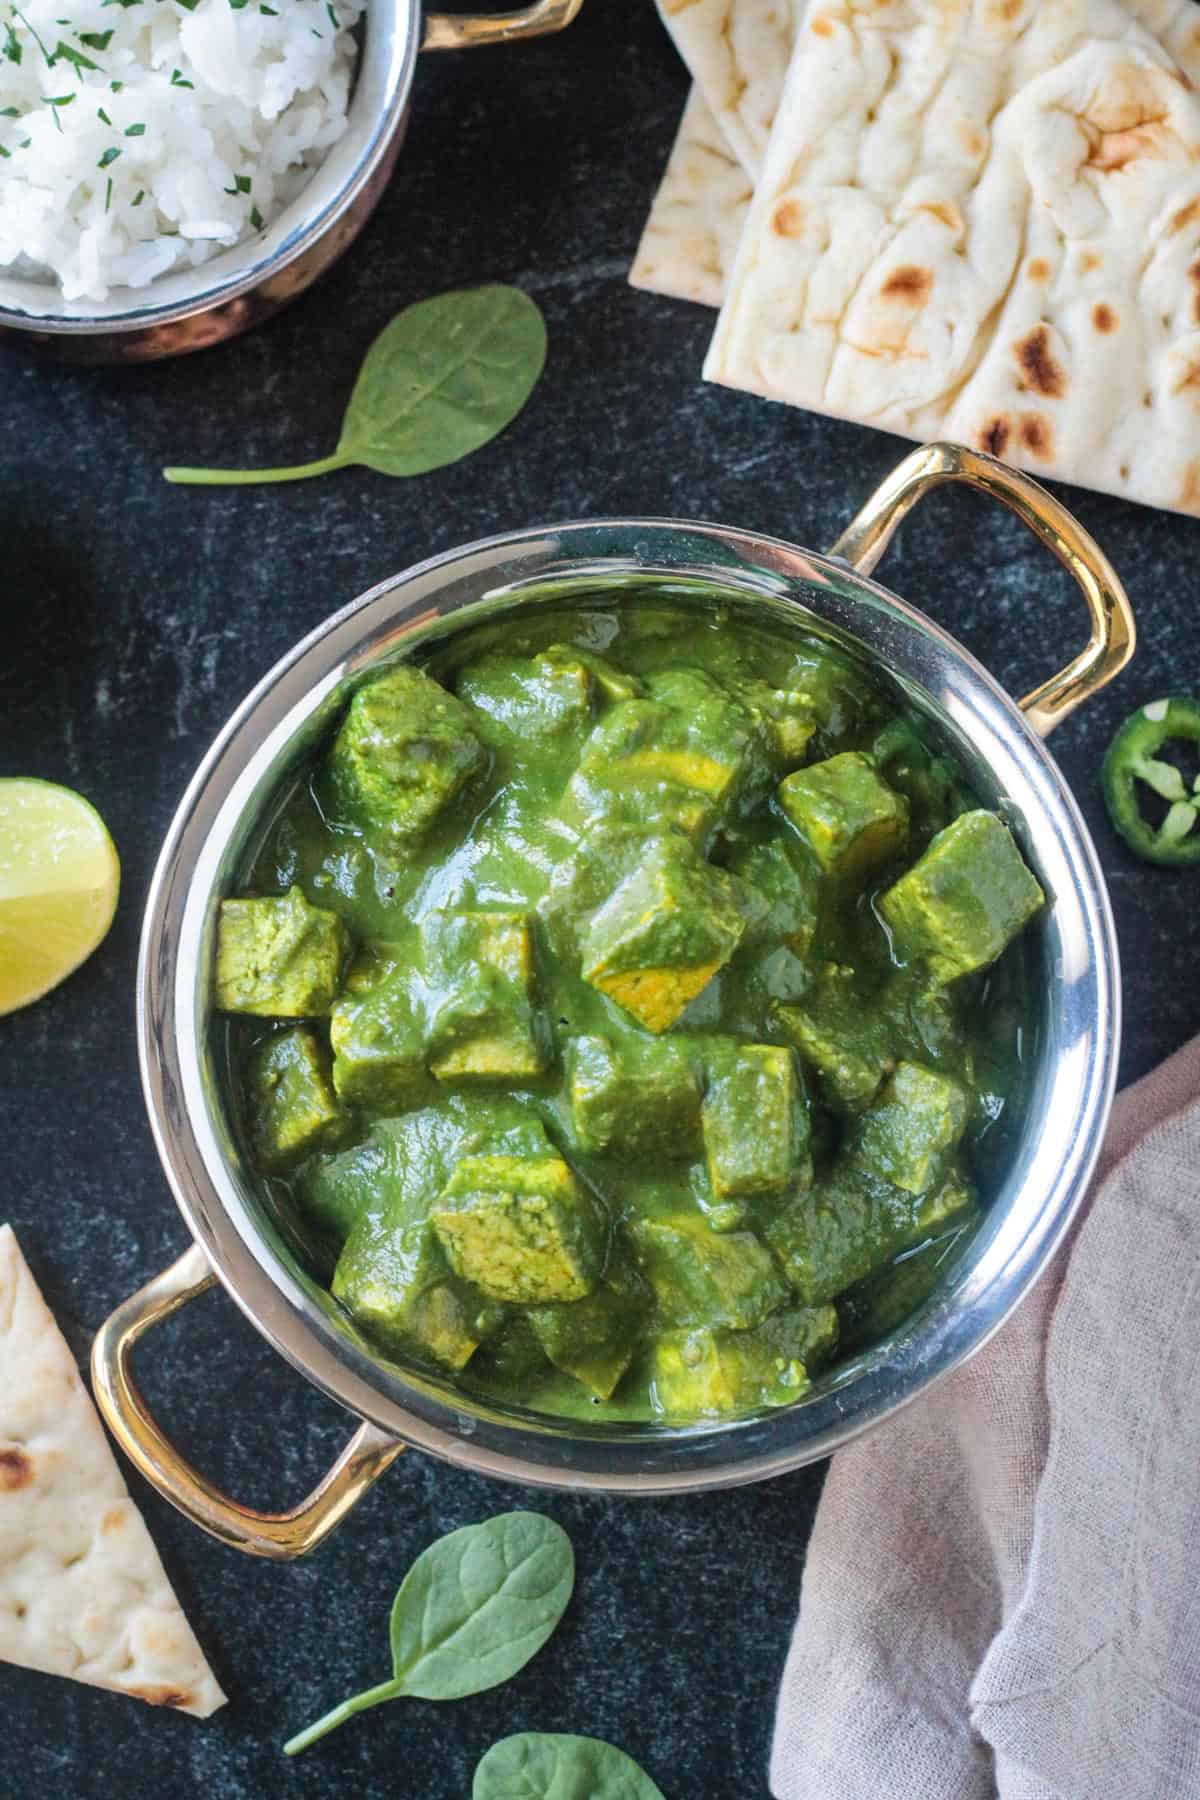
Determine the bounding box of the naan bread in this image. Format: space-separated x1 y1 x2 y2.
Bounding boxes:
704 0 1200 516
654 0 805 178
0 1225 225 1718
630 89 753 308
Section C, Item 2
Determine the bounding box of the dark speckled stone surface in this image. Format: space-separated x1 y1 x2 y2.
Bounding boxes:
2 5 1199 1796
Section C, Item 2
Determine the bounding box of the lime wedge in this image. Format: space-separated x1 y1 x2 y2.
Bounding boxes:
0 779 120 1015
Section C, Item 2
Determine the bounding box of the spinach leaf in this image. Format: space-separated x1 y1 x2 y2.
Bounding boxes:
165 285 547 487
473 1733 667 1799
283 1511 573 1756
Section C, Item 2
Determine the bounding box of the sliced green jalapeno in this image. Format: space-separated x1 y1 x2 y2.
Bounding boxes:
1102 698 1200 866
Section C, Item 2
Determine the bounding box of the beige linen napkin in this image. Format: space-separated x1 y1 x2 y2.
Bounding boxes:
772 1036 1200 1800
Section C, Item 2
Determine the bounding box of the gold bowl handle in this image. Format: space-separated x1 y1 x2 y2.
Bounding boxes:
91 1245 404 1559
827 442 1136 739
423 0 584 51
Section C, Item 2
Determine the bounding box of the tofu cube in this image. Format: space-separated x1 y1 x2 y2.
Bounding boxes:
779 752 908 881
878 810 1045 981
326 663 485 845
566 669 770 844
775 964 891 1111
580 835 745 1033
431 1154 606 1303
628 1212 787 1329
333 1212 500 1371
854 1061 969 1195
567 1033 701 1157
244 1027 343 1175
456 650 594 743
729 837 819 960
528 1260 649 1400
702 1043 808 1201
647 1303 837 1418
215 886 350 1017
330 969 428 1109
422 910 544 1082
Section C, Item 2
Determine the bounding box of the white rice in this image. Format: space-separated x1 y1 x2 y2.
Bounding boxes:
0 0 364 302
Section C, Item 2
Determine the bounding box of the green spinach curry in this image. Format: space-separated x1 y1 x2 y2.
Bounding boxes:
215 599 1044 1422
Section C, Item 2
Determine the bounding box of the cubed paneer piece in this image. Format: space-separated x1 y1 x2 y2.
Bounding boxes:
529 1260 649 1400
296 1137 389 1244
878 810 1044 981
729 837 819 960
566 670 770 844
468 1314 553 1388
853 1061 969 1195
567 1033 701 1157
333 1212 499 1371
456 650 594 743
702 1044 808 1201
580 835 745 1033
215 886 350 1017
914 1165 976 1238
628 1212 787 1328
326 663 485 845
766 1165 907 1304
431 1154 606 1303
330 968 428 1109
422 911 544 1082
245 1026 343 1172
775 964 891 1111
566 700 719 843
647 1303 837 1418
838 1198 980 1352
766 1157 975 1306
779 752 908 882
754 1301 841 1373
300 1094 549 1247
538 826 649 960
546 643 642 705
736 679 817 768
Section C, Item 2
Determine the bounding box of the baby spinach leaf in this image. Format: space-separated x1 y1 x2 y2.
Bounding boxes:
473 1733 667 1799
165 284 547 487
389 1506 575 1699
283 1511 573 1756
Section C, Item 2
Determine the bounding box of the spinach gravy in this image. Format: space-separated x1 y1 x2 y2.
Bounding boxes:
215 597 1043 1423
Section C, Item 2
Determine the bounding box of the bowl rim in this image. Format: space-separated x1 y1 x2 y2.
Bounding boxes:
0 0 416 334
138 516 1120 1493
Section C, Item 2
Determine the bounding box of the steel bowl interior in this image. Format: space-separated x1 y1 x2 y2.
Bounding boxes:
0 0 415 338
140 520 1119 1494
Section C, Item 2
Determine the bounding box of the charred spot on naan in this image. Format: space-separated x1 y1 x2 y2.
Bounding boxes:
979 417 1011 458
1013 325 1067 399
1026 258 1052 283
880 265 933 306
1092 303 1118 334
1018 414 1054 460
0 1446 33 1491
130 1686 196 1710
771 198 807 239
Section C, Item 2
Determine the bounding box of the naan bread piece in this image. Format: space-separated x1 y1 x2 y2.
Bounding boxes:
630 89 753 308
654 0 806 178
705 0 1200 516
0 1225 225 1718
